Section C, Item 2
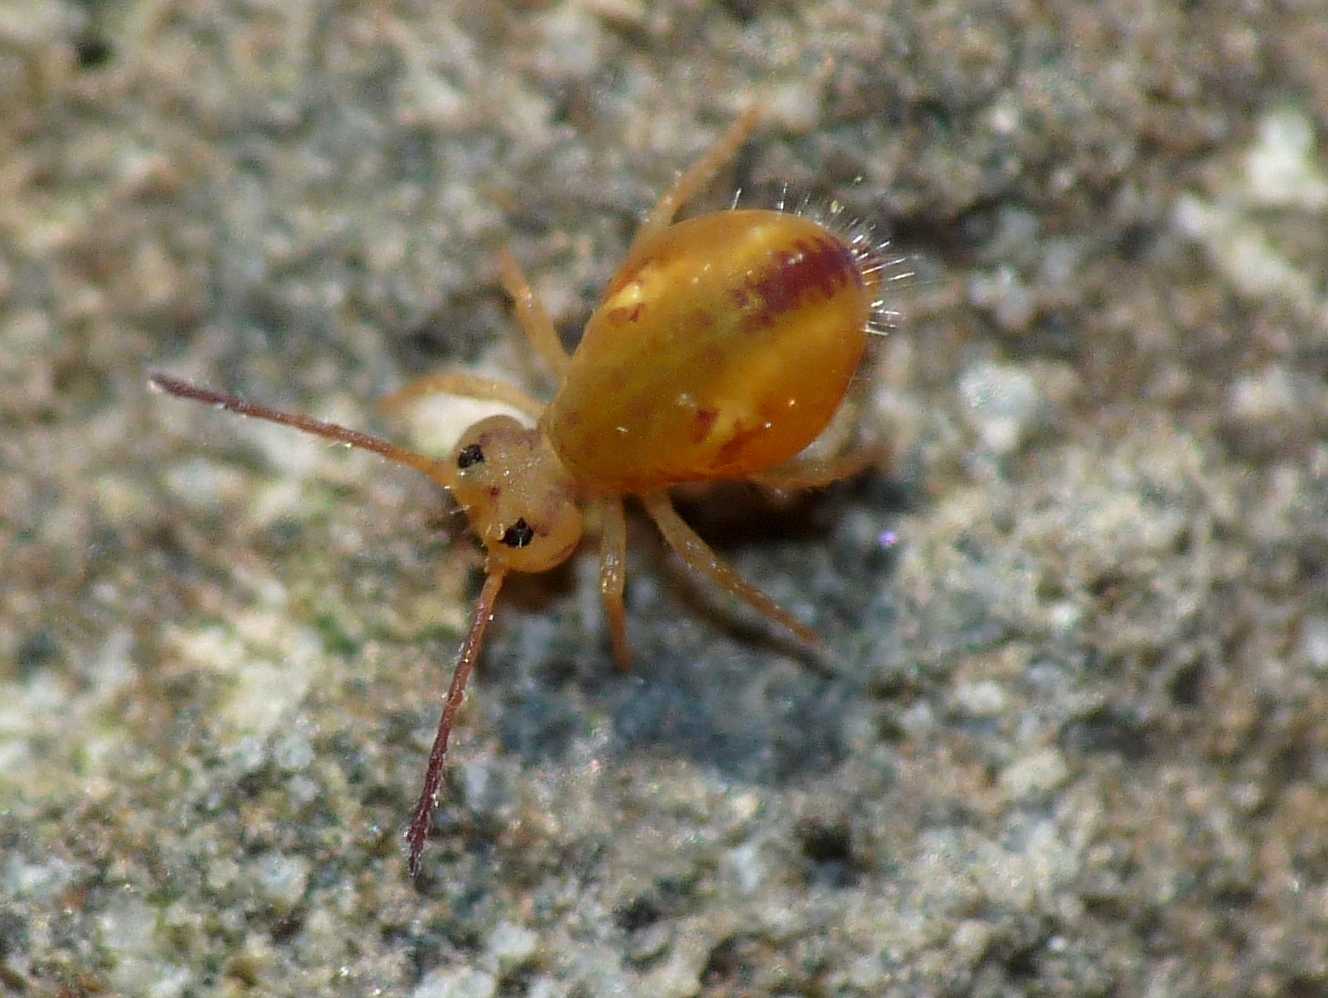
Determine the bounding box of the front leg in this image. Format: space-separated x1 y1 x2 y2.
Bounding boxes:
377 370 546 422
496 248 570 379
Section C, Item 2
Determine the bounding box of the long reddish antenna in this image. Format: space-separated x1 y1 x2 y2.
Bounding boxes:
148 372 450 484
152 371 505 875
407 566 507 875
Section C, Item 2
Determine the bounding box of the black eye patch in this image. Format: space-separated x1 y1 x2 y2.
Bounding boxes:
500 518 534 548
457 443 485 469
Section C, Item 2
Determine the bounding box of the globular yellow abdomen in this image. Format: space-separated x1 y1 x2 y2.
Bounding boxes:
544 210 876 494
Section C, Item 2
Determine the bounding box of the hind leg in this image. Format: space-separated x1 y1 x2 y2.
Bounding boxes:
748 447 886 492
641 490 817 647
628 106 760 254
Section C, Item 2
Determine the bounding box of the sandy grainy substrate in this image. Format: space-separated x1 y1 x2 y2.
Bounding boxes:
3 2 1326 995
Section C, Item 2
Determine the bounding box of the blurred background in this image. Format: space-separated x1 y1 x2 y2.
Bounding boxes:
2 1 1326 994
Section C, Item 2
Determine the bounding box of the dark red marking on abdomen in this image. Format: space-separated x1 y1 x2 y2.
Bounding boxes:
740 237 861 331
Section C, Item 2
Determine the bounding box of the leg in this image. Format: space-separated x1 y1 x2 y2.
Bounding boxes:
597 497 632 669
748 447 886 492
629 106 761 254
496 248 570 379
640 491 818 648
377 370 546 422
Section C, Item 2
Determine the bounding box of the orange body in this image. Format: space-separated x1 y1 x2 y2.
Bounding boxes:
544 210 874 494
151 107 904 877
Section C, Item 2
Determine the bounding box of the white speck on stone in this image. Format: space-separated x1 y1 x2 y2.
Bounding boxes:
206 857 240 892
1172 194 1317 309
0 731 32 779
295 907 342 965
532 5 604 81
0 670 67 758
112 957 191 998
899 700 935 736
168 616 323 744
167 623 245 674
1048 600 1082 635
97 894 187 996
0 5 81 53
286 774 321 805
88 627 136 698
273 730 315 771
248 477 307 527
1039 237 1084 288
999 747 1069 798
252 852 310 910
968 266 1035 331
957 362 1042 454
229 564 289 610
221 650 316 741
1301 615 1328 673
723 839 768 894
412 966 497 998
952 919 994 964
728 790 761 824
162 900 203 935
986 96 1020 136
3 853 76 900
639 913 720 997
150 967 193 998
971 819 1074 911
953 679 1007 717
1228 365 1298 423
1245 108 1328 210
459 758 513 818
843 950 888 992
232 734 268 773
523 978 563 998
769 79 821 133
487 920 538 971
161 457 248 512
402 64 467 129
247 415 329 478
